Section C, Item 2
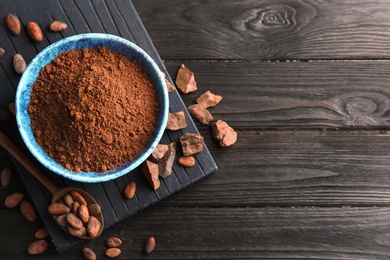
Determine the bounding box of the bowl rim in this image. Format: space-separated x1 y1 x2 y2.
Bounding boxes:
15 33 169 183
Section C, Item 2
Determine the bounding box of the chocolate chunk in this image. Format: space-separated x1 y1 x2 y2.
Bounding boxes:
161 71 175 92
166 111 187 130
142 160 160 190
175 64 197 94
179 133 204 156
212 120 237 147
149 144 169 162
196 90 223 108
158 142 176 178
188 104 213 125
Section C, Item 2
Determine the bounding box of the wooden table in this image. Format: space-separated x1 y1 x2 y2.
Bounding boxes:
2 0 390 259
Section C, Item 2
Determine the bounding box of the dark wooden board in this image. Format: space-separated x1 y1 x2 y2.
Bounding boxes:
133 0 390 60
0 0 217 252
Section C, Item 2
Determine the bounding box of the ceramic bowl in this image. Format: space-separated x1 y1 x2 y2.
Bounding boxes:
15 33 169 182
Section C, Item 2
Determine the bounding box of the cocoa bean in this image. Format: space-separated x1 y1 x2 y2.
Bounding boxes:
4 192 24 208
20 200 38 222
13 53 26 74
177 156 195 167
144 236 156 254
48 202 70 215
26 22 43 42
5 14 21 36
82 247 97 260
63 194 74 208
71 190 87 206
77 204 90 223
35 228 49 239
87 203 101 216
68 226 87 237
87 216 101 238
49 20 67 32
123 181 136 199
0 47 5 57
27 239 48 255
71 201 81 215
66 213 83 229
105 248 121 258
106 236 122 248
55 214 69 228
1 167 12 187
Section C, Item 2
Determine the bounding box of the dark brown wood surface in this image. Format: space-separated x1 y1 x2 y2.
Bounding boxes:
2 0 390 259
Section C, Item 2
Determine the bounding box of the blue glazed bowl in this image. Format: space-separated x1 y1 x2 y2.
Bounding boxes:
15 33 169 183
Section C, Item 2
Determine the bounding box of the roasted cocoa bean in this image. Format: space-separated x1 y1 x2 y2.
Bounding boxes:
20 200 38 222
4 192 24 208
26 22 43 42
48 202 70 215
66 213 83 229
106 236 122 248
27 239 48 255
105 248 121 258
123 181 136 199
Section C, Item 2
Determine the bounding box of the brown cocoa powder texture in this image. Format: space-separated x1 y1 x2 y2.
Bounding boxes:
28 46 159 173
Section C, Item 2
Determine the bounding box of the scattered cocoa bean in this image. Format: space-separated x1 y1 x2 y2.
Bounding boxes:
144 236 156 255
166 111 187 130
123 181 136 199
55 214 69 228
178 156 195 167
4 192 24 208
26 22 43 42
27 239 48 255
20 200 38 222
158 142 176 178
142 160 160 190
8 102 16 115
149 144 169 163
68 226 87 237
196 90 223 108
0 47 5 57
175 64 197 94
82 247 97 260
13 53 26 74
48 202 70 215
5 14 21 36
35 228 49 239
87 203 101 216
77 204 90 223
106 236 122 248
66 213 83 229
1 167 12 187
105 247 121 258
0 108 10 123
49 20 67 32
71 201 81 215
212 120 237 147
179 133 204 156
64 194 74 208
87 216 101 238
71 190 87 206
188 104 213 125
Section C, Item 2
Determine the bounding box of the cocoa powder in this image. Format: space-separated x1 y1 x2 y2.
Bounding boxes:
28 46 159 173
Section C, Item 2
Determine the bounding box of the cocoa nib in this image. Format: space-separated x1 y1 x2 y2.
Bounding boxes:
179 133 204 156
158 142 176 178
175 64 197 94
166 111 187 131
188 104 213 125
142 160 160 190
196 90 223 108
212 120 237 147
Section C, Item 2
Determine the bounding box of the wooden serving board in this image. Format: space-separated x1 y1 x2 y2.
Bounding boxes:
0 0 217 252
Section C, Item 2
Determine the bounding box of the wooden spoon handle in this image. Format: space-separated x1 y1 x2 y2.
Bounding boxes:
0 130 59 194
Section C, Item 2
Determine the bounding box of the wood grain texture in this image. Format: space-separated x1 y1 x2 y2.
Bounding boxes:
164 61 390 129
1 205 390 259
133 0 390 60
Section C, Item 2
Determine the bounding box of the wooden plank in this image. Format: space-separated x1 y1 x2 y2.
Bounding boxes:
158 130 390 207
163 61 390 129
133 0 390 60
1 206 390 259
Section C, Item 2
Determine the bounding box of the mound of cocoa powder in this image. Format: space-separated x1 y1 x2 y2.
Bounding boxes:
28 46 159 173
